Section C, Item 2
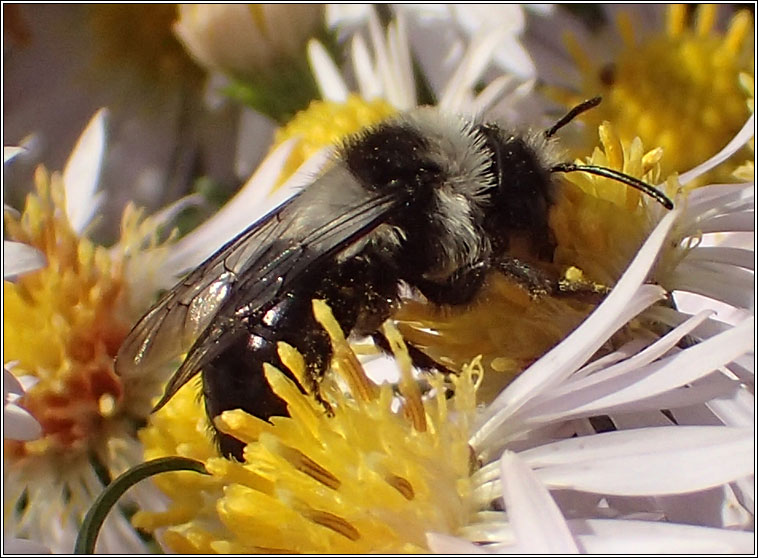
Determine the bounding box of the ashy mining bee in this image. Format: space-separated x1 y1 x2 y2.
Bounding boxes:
116 98 673 458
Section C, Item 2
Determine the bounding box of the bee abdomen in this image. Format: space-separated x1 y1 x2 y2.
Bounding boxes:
203 255 398 459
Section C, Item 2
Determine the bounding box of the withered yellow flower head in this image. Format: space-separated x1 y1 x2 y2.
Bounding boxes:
135 301 481 553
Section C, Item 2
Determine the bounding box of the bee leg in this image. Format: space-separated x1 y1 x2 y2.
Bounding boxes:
370 331 455 376
496 256 610 303
496 257 558 298
413 261 488 306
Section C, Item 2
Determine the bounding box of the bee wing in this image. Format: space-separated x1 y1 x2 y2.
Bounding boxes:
116 164 405 405
114 204 286 379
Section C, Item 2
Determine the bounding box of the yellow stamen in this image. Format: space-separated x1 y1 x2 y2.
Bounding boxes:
666 4 688 37
383 320 426 432
695 4 716 38
312 299 377 403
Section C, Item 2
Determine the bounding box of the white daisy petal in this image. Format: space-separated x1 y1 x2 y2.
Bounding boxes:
4 241 46 279
3 403 42 442
351 34 382 100
439 29 507 113
572 338 652 380
553 309 714 397
684 246 754 270
325 4 374 35
491 34 536 81
4 368 25 397
4 146 27 163
469 74 518 115
62 108 108 235
529 319 754 422
697 387 755 428
569 518 754 554
677 114 755 186
606 374 742 419
499 451 579 553
527 318 753 423
4 369 42 442
522 426 753 496
687 183 755 211
4 203 21 218
669 263 754 309
307 40 349 103
647 304 746 341
386 14 416 108
426 532 489 554
368 10 414 110
473 210 680 450
692 210 755 235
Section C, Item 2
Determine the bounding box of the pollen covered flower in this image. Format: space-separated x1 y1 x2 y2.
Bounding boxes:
134 304 481 553
548 4 753 183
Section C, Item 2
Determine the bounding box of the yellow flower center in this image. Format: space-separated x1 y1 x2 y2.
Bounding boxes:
134 302 480 553
550 121 680 285
272 94 397 185
3 168 158 459
553 5 753 183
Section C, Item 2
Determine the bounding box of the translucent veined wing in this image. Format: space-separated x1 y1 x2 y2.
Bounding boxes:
115 163 406 404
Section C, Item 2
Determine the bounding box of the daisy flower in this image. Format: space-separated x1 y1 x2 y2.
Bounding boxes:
442 213 753 553
3 109 156 553
1 108 296 553
539 4 754 184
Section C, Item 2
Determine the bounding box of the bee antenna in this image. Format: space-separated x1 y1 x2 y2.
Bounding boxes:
545 97 602 138
550 162 674 210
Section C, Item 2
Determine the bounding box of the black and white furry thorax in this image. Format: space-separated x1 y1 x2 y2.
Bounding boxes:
338 106 563 286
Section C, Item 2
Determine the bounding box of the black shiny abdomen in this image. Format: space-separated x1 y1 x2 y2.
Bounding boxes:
203 254 399 458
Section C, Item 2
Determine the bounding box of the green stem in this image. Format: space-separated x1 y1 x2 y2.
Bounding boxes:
74 456 208 554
